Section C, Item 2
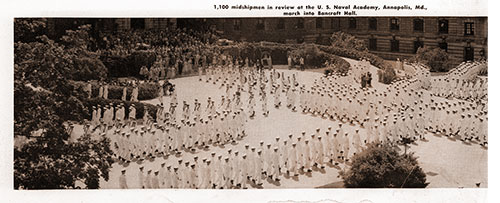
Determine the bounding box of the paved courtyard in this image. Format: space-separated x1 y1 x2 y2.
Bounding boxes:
71 60 487 189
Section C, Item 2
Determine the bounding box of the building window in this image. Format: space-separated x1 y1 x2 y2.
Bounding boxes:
277 19 285 29
413 40 424 53
369 18 377 30
464 46 474 61
439 19 449 34
256 19 265 30
439 42 448 52
297 18 304 29
131 18 145 29
413 19 424 32
349 18 357 29
369 38 377 51
233 19 241 31
316 18 323 29
390 18 400 31
464 22 474 36
391 40 400 52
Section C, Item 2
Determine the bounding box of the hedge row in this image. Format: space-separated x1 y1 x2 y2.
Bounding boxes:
97 41 384 79
81 98 158 122
220 42 352 74
69 56 108 81
73 81 160 101
99 50 157 78
220 41 389 70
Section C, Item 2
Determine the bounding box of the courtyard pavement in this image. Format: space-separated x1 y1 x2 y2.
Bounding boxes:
72 61 486 189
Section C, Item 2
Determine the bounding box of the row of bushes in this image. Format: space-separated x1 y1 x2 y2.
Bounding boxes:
96 40 376 80
96 39 385 80
288 44 351 74
81 98 158 122
72 81 160 101
220 42 351 73
289 44 326 68
317 45 390 70
70 56 108 81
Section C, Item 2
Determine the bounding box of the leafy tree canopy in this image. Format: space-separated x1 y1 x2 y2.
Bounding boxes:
14 18 47 43
330 31 368 52
341 143 429 188
14 20 113 189
413 46 451 72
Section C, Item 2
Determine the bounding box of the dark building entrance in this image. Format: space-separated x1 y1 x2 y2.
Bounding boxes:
464 47 474 61
413 40 424 53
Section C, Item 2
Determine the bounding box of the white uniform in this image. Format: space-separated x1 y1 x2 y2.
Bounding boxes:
119 173 128 189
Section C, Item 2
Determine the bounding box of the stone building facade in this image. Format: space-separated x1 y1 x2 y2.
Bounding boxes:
214 17 487 66
47 17 487 66
47 18 177 38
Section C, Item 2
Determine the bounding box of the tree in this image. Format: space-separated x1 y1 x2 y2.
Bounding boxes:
14 18 47 43
414 46 451 72
14 19 114 189
330 31 368 52
341 143 429 188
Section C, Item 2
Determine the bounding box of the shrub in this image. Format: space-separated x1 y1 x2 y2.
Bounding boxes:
327 54 351 75
289 44 352 72
128 50 157 76
100 50 157 78
69 57 108 81
100 54 130 78
377 66 398 84
81 98 158 122
290 44 326 68
341 143 429 188
413 46 451 72
136 82 161 100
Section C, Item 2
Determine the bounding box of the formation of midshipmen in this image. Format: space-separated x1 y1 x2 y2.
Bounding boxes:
86 58 304 164
109 59 489 189
430 61 488 102
83 81 140 102
202 60 301 117
119 125 372 189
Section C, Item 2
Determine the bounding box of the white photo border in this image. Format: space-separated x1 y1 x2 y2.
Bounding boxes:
1 0 495 202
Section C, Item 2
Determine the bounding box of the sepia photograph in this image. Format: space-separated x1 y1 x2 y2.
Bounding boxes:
13 17 488 190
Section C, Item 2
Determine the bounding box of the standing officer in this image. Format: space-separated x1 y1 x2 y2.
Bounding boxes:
119 169 128 189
